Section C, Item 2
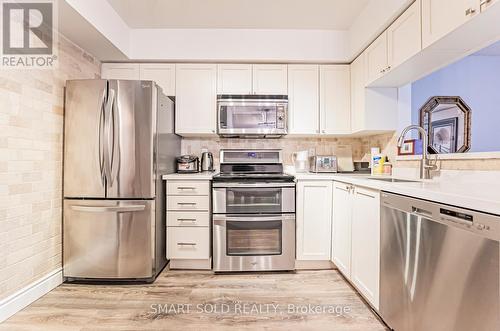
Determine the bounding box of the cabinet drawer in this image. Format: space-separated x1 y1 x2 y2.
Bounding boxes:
167 181 210 196
167 211 210 227
167 196 209 211
167 227 210 259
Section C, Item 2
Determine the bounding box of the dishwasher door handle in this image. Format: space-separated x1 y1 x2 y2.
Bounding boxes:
411 206 433 218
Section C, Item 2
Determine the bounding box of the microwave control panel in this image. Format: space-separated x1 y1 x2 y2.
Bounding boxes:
276 104 286 129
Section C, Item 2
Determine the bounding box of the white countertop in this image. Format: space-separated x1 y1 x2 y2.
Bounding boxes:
162 171 217 180
161 170 500 215
293 172 500 216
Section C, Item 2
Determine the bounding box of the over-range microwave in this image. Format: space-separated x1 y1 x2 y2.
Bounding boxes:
217 95 288 138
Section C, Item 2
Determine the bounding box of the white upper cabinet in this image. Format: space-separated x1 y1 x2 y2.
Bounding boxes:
175 64 217 136
320 65 351 135
351 187 380 309
288 65 320 135
365 31 388 85
332 182 352 276
217 64 253 94
296 180 333 261
350 53 398 134
387 0 422 69
252 64 288 95
139 64 176 96
350 54 366 133
101 63 140 80
422 0 480 49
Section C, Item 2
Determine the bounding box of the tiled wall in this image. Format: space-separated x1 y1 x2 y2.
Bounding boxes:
0 34 100 300
181 133 396 167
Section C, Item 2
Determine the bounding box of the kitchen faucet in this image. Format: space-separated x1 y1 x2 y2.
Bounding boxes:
397 125 437 179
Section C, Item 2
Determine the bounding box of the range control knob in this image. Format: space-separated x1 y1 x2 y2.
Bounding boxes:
476 223 485 230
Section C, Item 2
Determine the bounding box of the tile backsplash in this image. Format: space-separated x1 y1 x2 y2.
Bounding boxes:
181 133 396 167
0 33 100 300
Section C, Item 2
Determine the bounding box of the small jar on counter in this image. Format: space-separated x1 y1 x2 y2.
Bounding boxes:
383 162 393 176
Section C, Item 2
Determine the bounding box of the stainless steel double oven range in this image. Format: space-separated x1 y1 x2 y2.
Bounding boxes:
212 149 296 272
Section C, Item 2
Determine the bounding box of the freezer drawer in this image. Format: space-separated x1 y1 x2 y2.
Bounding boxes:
63 199 155 279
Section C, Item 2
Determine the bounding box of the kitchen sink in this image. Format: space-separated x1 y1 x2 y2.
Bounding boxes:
367 177 420 183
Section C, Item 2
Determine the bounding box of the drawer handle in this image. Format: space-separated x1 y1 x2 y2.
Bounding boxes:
177 242 197 246
178 218 197 222
177 202 196 205
177 187 196 190
356 191 375 199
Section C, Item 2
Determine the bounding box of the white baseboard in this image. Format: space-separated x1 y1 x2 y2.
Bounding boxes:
294 260 335 270
0 268 63 323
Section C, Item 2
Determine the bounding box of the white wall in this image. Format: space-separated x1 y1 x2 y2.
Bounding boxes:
129 29 348 62
64 0 131 55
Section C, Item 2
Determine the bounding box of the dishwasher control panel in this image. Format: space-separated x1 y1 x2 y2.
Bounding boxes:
439 207 499 240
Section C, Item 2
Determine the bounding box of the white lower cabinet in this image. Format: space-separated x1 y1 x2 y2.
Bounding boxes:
166 179 211 269
296 180 333 261
331 182 352 276
351 186 380 310
331 181 380 310
167 227 210 260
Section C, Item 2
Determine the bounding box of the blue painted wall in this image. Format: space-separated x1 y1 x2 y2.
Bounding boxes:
411 55 500 152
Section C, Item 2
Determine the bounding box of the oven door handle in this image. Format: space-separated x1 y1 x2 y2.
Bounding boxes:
213 215 295 222
212 182 295 188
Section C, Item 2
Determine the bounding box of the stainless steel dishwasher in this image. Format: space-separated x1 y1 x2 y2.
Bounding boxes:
380 192 500 331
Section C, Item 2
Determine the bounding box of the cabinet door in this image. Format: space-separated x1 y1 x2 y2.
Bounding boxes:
422 0 479 48
320 65 351 134
101 63 140 80
350 54 365 133
296 181 333 261
175 64 217 135
288 65 320 135
140 64 175 96
252 64 288 95
217 64 253 94
332 182 352 276
365 31 388 85
351 187 380 309
387 0 422 69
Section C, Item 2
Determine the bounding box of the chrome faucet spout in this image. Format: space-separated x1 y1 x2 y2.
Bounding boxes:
397 125 435 179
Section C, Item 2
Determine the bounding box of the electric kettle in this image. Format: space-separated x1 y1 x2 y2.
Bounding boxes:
201 152 214 172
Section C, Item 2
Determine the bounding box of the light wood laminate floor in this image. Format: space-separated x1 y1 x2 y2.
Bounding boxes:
0 269 388 331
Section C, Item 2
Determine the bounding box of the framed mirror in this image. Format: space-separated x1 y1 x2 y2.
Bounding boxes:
419 96 471 154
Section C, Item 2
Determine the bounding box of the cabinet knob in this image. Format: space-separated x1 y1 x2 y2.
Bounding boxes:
212 130 216 133
322 130 325 134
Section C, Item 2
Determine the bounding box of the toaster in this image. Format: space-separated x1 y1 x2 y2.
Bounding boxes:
309 156 338 173
176 155 200 173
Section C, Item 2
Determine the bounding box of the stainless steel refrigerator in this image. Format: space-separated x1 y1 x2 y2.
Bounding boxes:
63 79 180 282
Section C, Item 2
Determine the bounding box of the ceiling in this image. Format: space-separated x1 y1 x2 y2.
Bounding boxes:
106 0 370 30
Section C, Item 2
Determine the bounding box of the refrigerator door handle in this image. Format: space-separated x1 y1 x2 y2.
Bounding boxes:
98 89 106 186
71 204 146 213
103 89 115 187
